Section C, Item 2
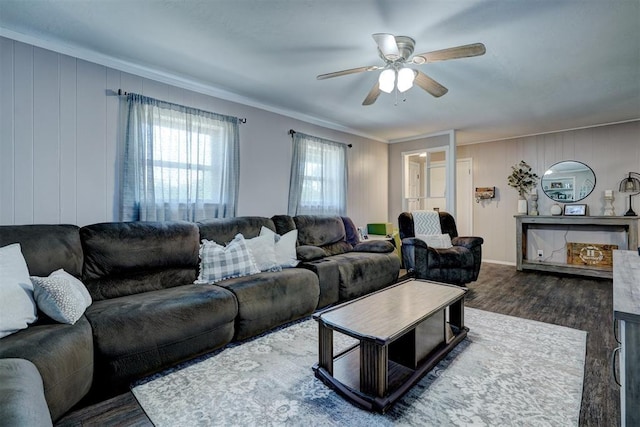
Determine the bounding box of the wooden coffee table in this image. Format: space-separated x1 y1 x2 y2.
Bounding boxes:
312 279 468 413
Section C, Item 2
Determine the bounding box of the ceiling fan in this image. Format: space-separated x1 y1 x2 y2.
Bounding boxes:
317 33 486 105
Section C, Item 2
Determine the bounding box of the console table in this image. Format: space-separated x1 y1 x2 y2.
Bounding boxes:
515 215 639 278
613 250 640 426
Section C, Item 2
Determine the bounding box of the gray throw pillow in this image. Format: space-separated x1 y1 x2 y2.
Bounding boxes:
31 275 88 324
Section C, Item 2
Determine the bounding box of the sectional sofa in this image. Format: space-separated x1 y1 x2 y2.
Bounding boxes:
0 215 400 425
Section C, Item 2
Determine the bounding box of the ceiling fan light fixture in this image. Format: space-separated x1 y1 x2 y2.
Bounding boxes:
397 67 415 92
317 33 486 105
378 69 395 93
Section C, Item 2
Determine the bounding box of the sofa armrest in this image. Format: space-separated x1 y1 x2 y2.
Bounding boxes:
452 236 484 281
297 258 340 308
296 245 326 262
451 236 484 250
353 240 394 253
400 237 423 272
0 358 53 427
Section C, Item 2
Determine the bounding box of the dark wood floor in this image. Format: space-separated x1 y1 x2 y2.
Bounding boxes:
56 263 619 426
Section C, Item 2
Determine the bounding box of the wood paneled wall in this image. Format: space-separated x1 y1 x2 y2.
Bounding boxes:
456 121 639 264
0 37 388 228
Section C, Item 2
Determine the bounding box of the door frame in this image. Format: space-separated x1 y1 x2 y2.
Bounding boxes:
401 145 453 215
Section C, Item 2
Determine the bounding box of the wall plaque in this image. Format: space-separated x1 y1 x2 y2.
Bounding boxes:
567 243 618 267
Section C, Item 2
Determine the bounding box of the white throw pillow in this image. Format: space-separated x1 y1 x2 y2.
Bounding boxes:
31 275 87 325
260 227 299 268
195 234 260 284
244 234 281 272
0 244 38 339
416 233 453 249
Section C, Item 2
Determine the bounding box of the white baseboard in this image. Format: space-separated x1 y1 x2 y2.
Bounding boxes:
482 259 516 266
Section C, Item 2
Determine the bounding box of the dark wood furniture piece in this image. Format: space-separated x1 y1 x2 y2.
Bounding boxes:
613 250 640 427
313 279 468 413
515 215 639 278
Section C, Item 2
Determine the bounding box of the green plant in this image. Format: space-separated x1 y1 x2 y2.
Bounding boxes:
507 160 539 197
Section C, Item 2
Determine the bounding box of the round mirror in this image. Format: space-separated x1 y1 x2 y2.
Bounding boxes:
541 161 596 202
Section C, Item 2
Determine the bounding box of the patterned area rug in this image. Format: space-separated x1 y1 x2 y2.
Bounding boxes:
132 308 586 426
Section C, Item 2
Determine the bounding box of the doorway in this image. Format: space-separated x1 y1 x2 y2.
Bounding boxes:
402 151 473 235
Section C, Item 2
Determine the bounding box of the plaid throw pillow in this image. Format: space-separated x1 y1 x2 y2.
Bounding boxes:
196 234 260 284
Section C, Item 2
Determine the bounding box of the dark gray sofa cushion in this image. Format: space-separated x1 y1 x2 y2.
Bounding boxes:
0 224 83 277
0 317 93 422
84 284 237 398
0 358 53 427
80 221 200 300
271 215 296 235
216 268 319 341
294 215 346 248
330 252 401 300
198 216 276 244
274 214 400 308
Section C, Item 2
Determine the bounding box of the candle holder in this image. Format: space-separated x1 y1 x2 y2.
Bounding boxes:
529 193 539 215
604 191 615 216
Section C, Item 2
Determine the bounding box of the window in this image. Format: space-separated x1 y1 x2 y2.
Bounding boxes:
288 132 348 216
149 120 222 203
121 93 239 221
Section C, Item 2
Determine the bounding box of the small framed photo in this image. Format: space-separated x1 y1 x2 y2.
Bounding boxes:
564 204 587 216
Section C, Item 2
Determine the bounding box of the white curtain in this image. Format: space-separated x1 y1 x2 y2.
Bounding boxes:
288 132 348 216
121 93 239 222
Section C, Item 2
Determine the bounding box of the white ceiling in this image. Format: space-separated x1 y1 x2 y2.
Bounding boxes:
1 0 639 144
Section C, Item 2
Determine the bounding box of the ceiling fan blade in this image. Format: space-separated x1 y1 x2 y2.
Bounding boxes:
362 82 381 106
372 33 400 61
317 65 380 80
412 43 486 64
414 70 448 97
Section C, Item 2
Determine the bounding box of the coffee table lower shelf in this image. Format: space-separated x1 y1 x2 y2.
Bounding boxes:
312 326 468 413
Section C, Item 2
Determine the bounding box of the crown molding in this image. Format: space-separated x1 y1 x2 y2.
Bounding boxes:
458 118 640 146
0 27 388 143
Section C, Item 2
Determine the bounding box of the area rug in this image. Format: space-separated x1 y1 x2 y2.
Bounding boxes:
132 308 586 426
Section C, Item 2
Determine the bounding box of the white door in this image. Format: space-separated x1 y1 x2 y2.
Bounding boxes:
408 161 421 211
425 160 446 212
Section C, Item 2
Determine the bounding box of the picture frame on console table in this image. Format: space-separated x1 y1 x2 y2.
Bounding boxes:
564 204 587 216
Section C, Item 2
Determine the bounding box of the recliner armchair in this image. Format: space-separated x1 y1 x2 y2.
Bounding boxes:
398 211 483 285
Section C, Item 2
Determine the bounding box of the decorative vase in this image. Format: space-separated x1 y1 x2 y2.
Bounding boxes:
550 203 562 216
529 193 539 216
604 190 615 216
517 196 528 215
